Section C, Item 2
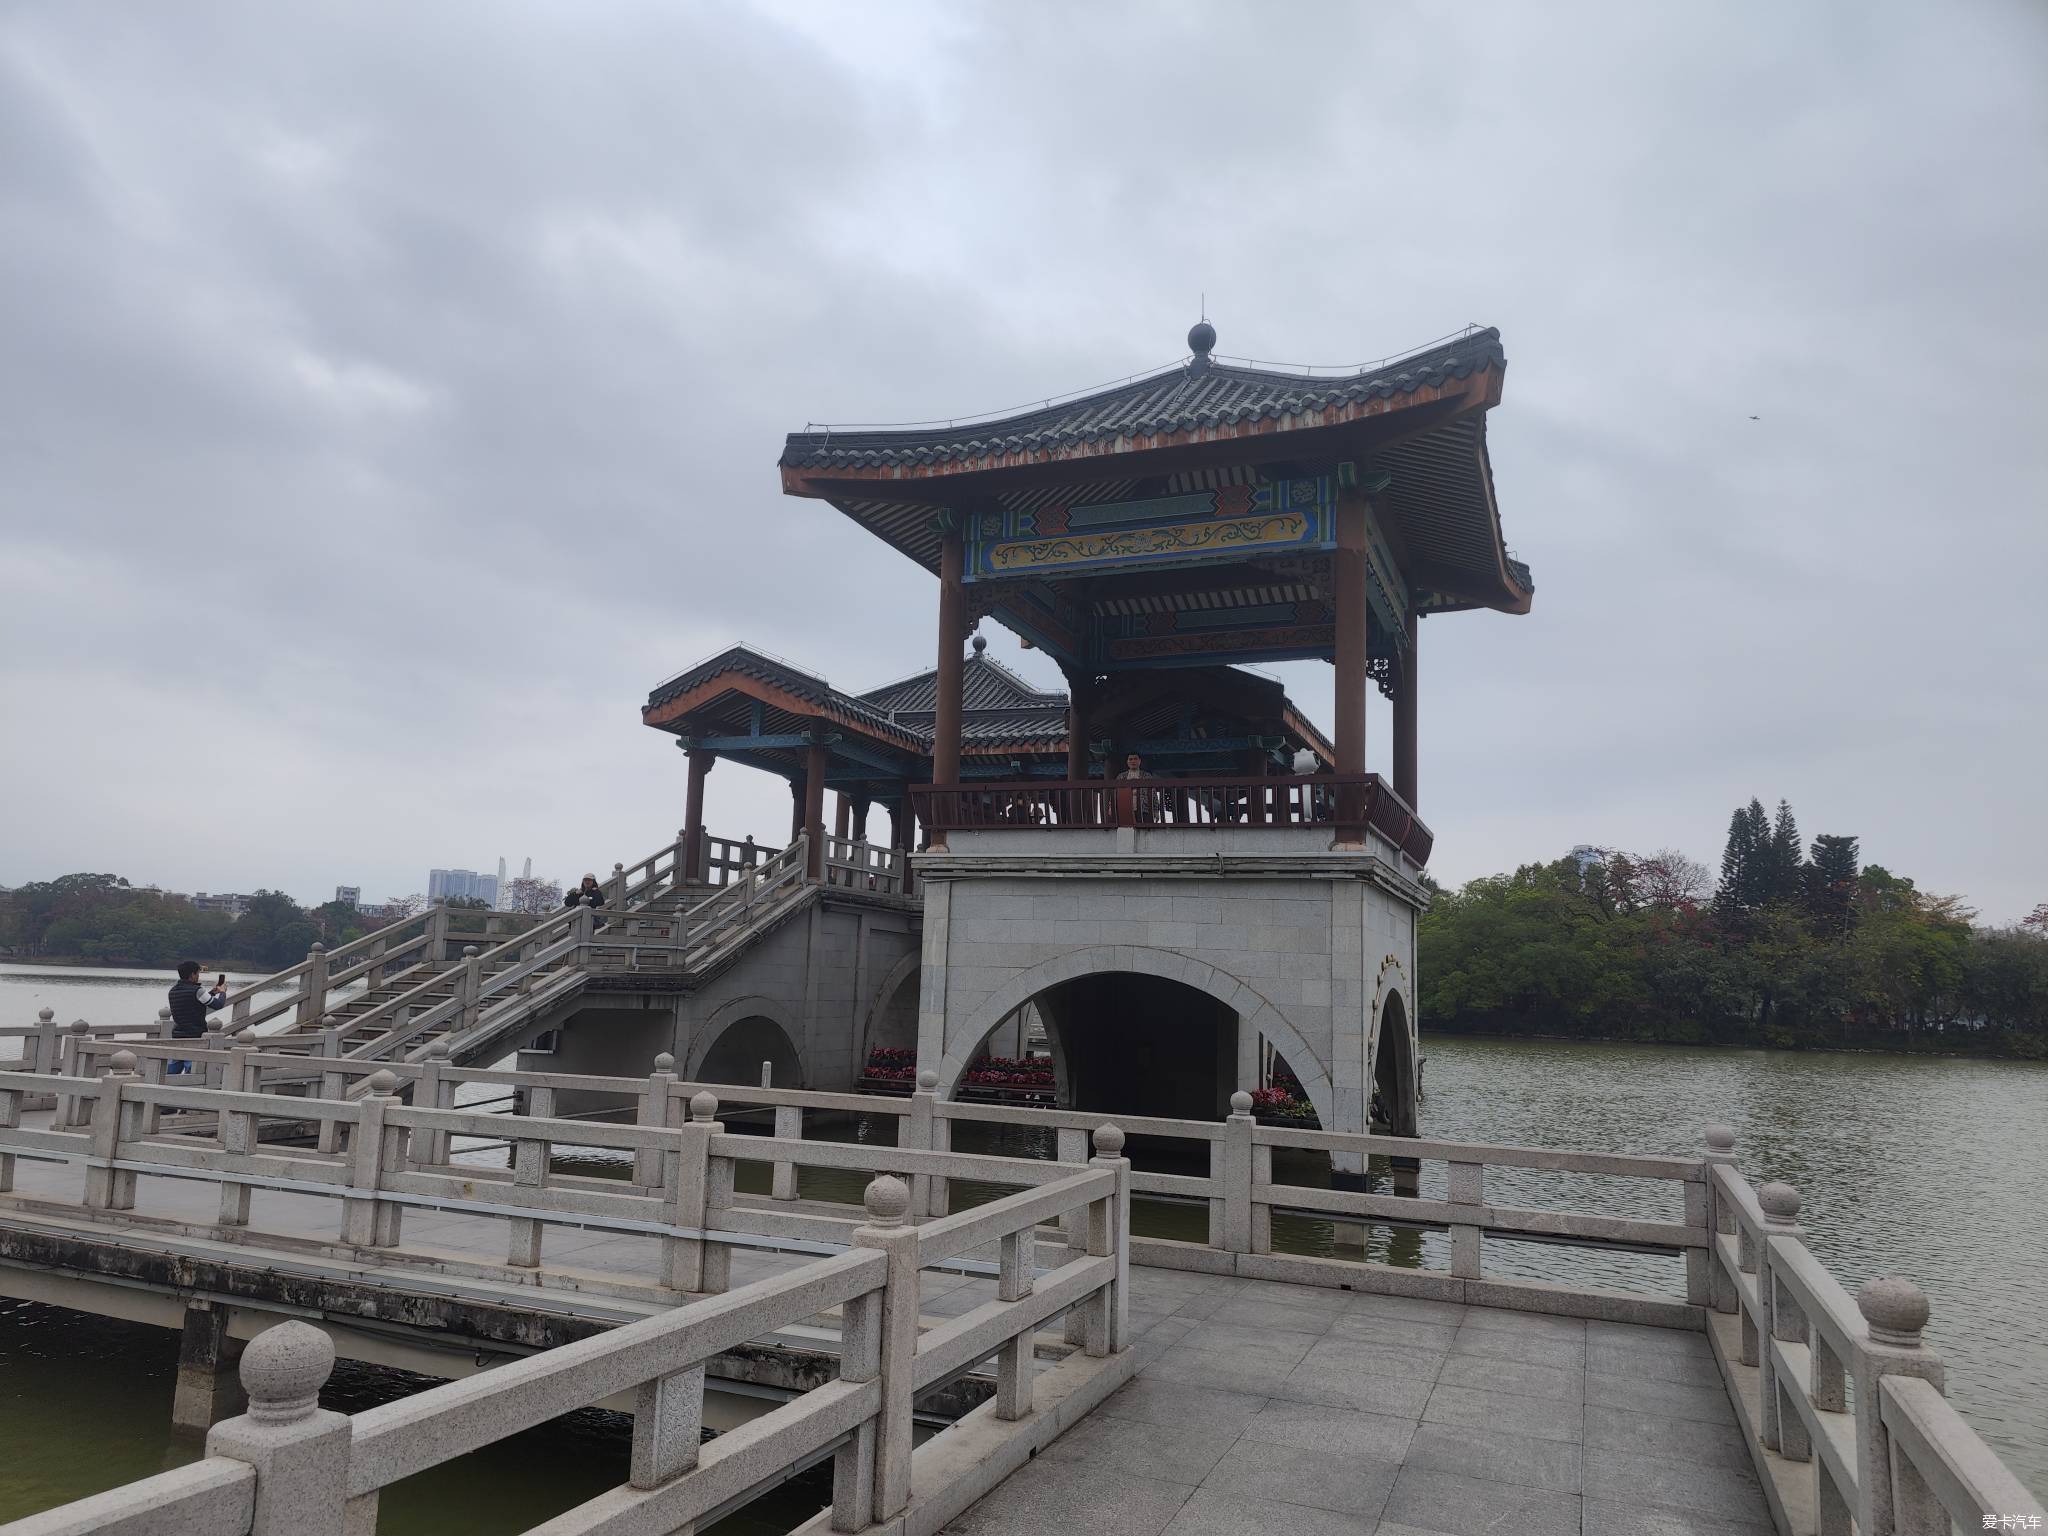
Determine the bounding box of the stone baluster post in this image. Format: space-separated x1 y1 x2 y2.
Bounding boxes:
573 898 597 965
701 1101 735 1296
341 1069 404 1248
770 1063 802 1203
1448 1158 1485 1279
1755 1181 1802 1454
0 1078 19 1193
415 1041 450 1166
906 1069 939 1217
1702 1123 1739 1316
315 1029 345 1154
630 1353 706 1493
1088 1123 1131 1355
1056 1124 1089 1252
1852 1277 1944 1536
636 1053 678 1187
506 1084 554 1268
425 898 450 966
1218 1090 1255 1256
295 944 329 1031
202 1014 227 1089
157 1005 175 1043
29 1007 59 1105
84 1049 142 1210
57 1019 92 1126
206 1322 350 1536
456 945 483 1040
832 1251 885 1533
994 1207 1036 1422
662 1090 721 1292
610 861 628 909
218 1037 259 1226
851 1175 918 1526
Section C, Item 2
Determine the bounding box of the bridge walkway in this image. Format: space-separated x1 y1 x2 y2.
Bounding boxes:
943 1276 1765 1536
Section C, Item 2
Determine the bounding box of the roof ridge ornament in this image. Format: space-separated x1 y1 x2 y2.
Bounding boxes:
1188 318 1217 375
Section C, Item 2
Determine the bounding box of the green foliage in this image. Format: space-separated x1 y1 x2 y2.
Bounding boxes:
1422 804 2045 1057
1 877 326 970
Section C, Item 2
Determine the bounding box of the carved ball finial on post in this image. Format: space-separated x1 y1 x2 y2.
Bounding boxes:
107 1049 137 1075
427 1039 451 1060
1758 1182 1801 1227
463 945 479 959
1703 1123 1737 1155
689 1090 718 1122
1093 1123 1125 1158
862 1174 911 1227
363 1069 399 1097
37 1007 53 1024
239 1321 336 1424
69 1018 89 1035
653 1052 676 1073
916 1069 939 1092
1229 1090 1253 1116
1857 1276 1931 1346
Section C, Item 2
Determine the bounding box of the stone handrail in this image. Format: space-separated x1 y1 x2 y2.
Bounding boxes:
0 1124 1130 1536
823 834 907 896
1701 1131 2046 1535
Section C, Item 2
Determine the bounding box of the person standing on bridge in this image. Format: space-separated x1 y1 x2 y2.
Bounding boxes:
165 959 225 1074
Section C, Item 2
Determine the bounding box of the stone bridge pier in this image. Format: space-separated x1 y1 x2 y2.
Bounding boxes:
519 893 921 1102
914 828 1425 1162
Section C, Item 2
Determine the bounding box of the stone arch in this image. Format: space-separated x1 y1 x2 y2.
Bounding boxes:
935 945 1335 1131
688 994 805 1088
1373 987 1419 1136
856 950 921 1064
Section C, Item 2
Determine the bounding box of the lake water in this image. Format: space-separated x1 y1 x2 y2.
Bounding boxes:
3 964 2042 1514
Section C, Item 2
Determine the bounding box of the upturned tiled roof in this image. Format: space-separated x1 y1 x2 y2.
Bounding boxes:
859 648 1066 714
780 329 1504 471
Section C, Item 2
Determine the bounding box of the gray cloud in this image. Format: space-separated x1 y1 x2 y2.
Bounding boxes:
3 0 2043 921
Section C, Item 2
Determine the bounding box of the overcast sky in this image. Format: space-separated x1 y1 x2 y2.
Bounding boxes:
2 1 2043 923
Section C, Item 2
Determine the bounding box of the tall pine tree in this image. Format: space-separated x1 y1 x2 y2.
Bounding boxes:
1766 800 1804 904
1717 799 1770 917
1806 833 1860 932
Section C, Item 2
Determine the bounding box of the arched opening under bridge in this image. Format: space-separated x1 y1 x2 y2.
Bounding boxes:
1373 989 1419 1136
696 1012 803 1089
1028 971 1238 1123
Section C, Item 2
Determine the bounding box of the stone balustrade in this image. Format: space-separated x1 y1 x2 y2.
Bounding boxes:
0 1149 1131 1536
1703 1126 2046 1534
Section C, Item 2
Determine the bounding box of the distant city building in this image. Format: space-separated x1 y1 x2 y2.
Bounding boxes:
189 891 255 917
428 868 500 906
1568 844 1608 874
334 886 361 908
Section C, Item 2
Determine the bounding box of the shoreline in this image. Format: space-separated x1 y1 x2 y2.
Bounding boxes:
1421 1024 2044 1063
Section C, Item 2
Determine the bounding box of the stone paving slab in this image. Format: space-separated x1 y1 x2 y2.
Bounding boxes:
940 1270 1768 1536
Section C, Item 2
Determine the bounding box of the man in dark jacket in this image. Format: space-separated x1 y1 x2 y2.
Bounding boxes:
166 959 225 1074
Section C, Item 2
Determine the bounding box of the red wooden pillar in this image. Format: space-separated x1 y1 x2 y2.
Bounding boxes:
834 793 851 841
1332 491 1370 844
1394 610 1418 812
788 780 804 842
682 749 714 880
931 532 966 847
804 742 828 879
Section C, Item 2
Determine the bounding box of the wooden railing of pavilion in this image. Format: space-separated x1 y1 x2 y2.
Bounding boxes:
909 773 1434 864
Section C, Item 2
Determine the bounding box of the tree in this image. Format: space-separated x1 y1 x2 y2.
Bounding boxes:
1632 849 1711 910
1716 799 1770 919
503 875 563 916
445 895 492 910
1764 801 1804 905
1805 834 1860 933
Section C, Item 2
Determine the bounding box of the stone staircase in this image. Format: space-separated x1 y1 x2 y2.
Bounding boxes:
222 833 822 1076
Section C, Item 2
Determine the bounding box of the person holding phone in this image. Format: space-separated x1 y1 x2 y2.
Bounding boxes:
166 960 227 1074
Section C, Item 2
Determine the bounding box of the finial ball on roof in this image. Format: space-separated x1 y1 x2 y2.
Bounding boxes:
1188 320 1217 357
971 634 987 655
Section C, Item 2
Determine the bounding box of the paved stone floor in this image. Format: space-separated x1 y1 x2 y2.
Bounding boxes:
941 1266 1772 1536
